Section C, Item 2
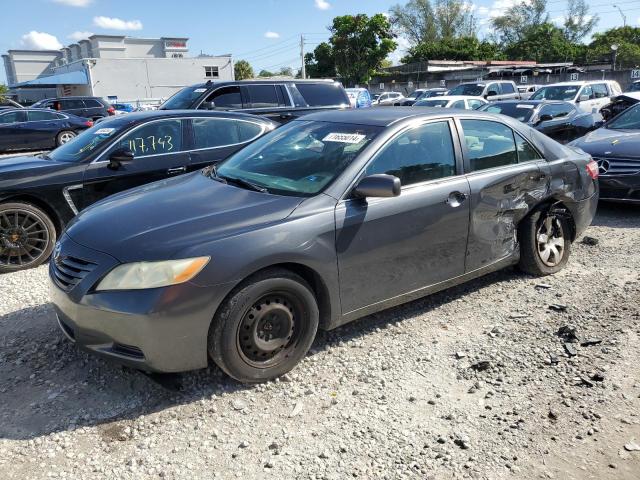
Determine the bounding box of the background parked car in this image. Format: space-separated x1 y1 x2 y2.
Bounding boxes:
517 85 541 100
0 110 276 272
413 88 449 102
31 96 116 121
599 92 640 121
0 98 24 111
0 108 93 152
569 102 640 203
530 80 622 113
394 89 427 106
626 80 640 92
345 88 372 108
447 80 520 101
373 91 405 106
112 103 135 114
160 79 350 124
414 95 487 110
478 100 602 144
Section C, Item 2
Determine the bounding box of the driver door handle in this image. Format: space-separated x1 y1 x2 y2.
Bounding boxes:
446 191 468 207
167 166 187 174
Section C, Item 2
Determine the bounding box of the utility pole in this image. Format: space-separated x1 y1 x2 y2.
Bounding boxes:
613 4 627 27
300 34 306 79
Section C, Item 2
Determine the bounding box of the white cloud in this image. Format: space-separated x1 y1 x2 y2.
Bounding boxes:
483 0 530 19
21 31 63 50
264 31 280 39
68 31 94 41
314 0 330 10
93 16 143 31
388 36 411 66
477 6 489 15
53 0 92 6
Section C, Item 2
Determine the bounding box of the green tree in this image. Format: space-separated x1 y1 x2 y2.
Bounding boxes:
491 0 548 44
403 36 504 62
504 23 582 63
329 13 397 84
304 42 336 78
0 84 8 101
234 60 254 80
587 27 640 68
258 69 275 77
278 66 294 77
563 0 598 43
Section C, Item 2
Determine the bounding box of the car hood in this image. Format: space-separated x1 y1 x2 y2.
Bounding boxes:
66 171 305 263
0 155 57 173
571 128 640 157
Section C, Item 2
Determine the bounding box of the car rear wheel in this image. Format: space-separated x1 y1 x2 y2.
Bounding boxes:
208 269 319 383
0 202 56 273
56 131 76 146
518 208 571 276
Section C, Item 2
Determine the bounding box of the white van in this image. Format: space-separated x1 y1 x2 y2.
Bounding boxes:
530 80 622 113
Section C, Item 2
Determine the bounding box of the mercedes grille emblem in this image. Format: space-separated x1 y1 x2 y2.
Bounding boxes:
597 158 610 175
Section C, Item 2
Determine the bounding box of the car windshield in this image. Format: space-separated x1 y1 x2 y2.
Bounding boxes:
448 84 484 96
479 103 536 122
530 85 579 101
160 85 207 110
216 120 381 197
415 99 449 108
47 120 127 163
629 82 640 92
606 103 640 130
407 91 422 100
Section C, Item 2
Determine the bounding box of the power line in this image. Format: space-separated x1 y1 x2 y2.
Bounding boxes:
233 35 298 58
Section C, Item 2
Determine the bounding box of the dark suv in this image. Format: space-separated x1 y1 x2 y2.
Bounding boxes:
32 96 115 120
160 80 351 123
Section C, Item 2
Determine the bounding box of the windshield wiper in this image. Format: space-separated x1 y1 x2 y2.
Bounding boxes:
39 153 52 160
219 175 268 193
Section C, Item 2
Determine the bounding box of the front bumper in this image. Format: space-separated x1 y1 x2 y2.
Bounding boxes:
49 234 234 373
599 174 640 204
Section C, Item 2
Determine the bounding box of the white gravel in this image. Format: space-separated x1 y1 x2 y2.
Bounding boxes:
0 203 639 479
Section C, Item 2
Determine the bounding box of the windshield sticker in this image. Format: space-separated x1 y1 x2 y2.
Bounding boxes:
194 88 207 93
516 104 535 109
94 128 115 135
322 133 366 144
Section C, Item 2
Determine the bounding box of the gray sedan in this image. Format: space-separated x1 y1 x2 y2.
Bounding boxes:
50 108 599 383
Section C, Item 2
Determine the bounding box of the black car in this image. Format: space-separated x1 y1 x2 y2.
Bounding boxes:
570 102 640 203
0 108 93 152
0 110 276 272
160 79 350 124
31 96 115 121
600 93 640 121
49 108 598 382
395 88 448 106
478 100 602 144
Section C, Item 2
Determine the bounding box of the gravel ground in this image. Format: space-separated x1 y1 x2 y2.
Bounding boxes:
1 203 639 480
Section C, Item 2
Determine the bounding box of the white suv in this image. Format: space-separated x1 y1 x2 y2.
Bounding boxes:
530 80 622 113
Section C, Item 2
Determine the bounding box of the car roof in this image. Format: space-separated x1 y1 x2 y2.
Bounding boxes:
419 95 483 101
190 79 340 89
298 107 506 127
488 99 571 106
96 109 276 125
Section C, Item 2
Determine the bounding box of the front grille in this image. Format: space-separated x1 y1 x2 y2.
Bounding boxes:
593 156 640 176
52 255 97 291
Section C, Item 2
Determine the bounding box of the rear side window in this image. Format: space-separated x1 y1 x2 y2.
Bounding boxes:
203 86 243 109
237 121 265 142
592 84 608 99
193 118 240 148
294 83 348 107
461 120 518 172
28 110 59 121
0 111 26 124
365 121 457 186
84 99 103 108
246 85 285 108
116 119 184 157
514 132 543 162
451 100 466 109
61 99 85 109
501 83 515 94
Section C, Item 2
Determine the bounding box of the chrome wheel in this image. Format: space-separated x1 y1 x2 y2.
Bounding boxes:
536 215 565 267
58 131 76 145
0 208 51 269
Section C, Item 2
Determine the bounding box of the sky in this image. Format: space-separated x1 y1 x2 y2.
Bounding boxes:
2 0 638 84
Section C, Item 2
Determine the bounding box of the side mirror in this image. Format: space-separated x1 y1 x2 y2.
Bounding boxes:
200 100 216 110
486 90 498 98
108 148 134 169
537 114 553 125
353 174 401 199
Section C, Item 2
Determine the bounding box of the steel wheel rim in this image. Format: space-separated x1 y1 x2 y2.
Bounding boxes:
59 132 75 144
237 292 305 369
0 209 50 268
536 215 565 267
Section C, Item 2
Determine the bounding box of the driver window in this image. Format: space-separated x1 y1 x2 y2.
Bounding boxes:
115 119 184 157
365 121 457 186
201 86 243 110
580 86 594 100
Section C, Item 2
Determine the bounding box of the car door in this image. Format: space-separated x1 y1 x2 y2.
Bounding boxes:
188 117 268 169
458 118 548 271
243 84 291 123
485 83 500 100
0 110 28 150
21 110 62 148
198 86 244 111
535 103 574 143
335 119 470 315
591 83 611 111
575 85 596 113
81 118 190 208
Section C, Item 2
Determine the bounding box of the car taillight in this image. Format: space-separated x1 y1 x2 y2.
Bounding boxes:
107 107 115 115
85 120 94 127
586 159 599 179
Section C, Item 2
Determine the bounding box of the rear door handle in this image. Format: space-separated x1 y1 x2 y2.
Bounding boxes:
167 166 187 174
446 191 468 207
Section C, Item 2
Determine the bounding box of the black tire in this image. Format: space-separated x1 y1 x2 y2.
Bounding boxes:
56 130 76 146
518 208 571 276
0 202 57 273
208 268 319 383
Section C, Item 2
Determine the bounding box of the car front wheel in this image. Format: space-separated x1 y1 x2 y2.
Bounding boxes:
518 209 571 276
0 202 57 273
208 268 319 383
56 130 76 146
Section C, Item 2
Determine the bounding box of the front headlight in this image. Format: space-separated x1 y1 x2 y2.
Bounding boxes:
95 257 210 291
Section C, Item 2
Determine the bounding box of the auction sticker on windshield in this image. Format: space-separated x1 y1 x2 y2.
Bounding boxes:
95 128 116 135
516 104 535 109
323 133 366 143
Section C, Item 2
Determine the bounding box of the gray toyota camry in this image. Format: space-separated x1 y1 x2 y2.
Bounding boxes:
50 108 599 383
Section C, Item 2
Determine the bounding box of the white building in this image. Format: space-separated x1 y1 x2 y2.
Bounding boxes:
3 35 234 104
